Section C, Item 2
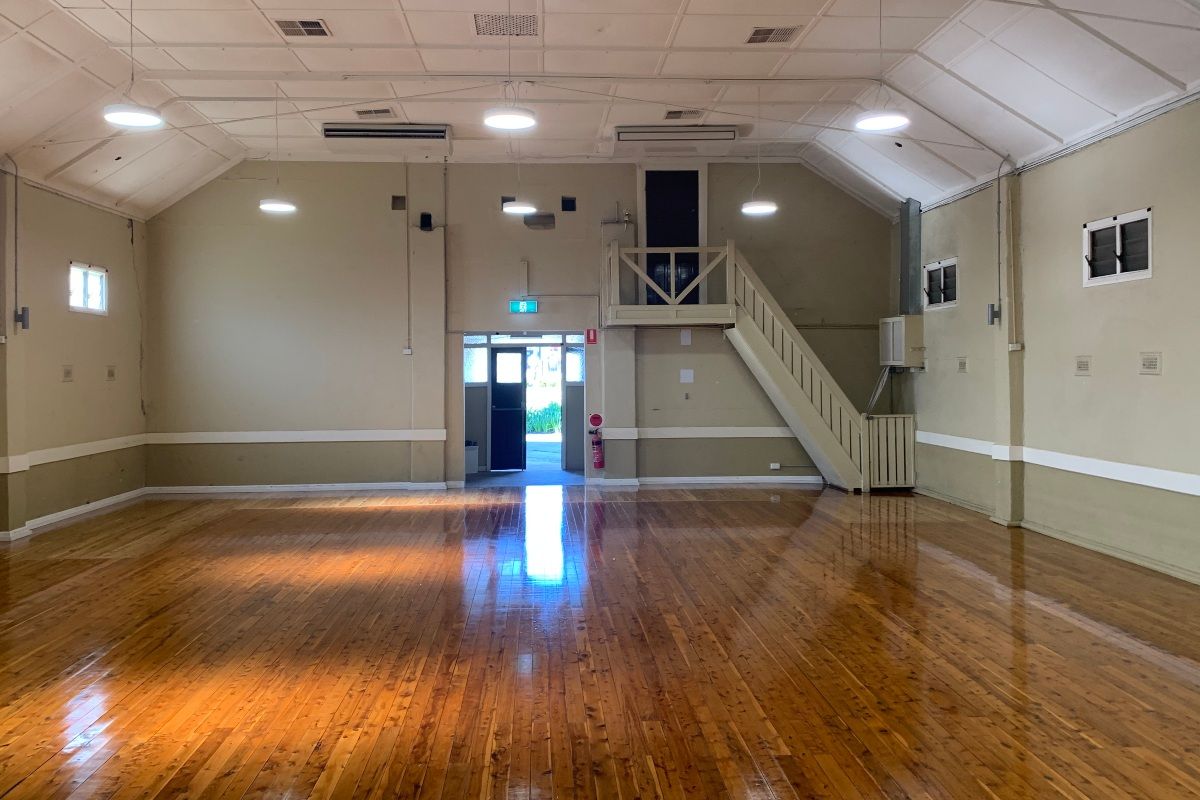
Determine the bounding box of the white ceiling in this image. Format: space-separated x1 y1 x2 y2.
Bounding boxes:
2 0 1199 218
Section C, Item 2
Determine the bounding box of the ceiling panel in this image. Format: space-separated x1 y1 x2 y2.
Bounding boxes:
119 9 282 43
661 50 783 77
671 14 813 48
544 13 673 47
542 48 661 75
291 46 423 71
166 45 304 69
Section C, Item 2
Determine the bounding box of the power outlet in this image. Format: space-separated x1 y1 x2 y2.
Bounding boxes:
62 364 73 383
769 462 781 471
106 365 117 381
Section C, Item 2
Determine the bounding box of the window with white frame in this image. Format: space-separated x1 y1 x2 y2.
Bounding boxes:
69 263 107 314
1083 208 1150 286
923 258 957 309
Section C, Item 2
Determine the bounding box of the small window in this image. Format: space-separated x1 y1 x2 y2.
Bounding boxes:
464 347 488 384
923 258 957 309
1084 208 1151 286
565 346 584 384
494 351 523 384
69 263 107 314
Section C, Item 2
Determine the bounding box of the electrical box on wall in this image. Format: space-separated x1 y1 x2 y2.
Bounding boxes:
879 315 924 368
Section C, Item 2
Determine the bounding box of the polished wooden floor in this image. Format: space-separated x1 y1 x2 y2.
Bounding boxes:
2 486 1200 798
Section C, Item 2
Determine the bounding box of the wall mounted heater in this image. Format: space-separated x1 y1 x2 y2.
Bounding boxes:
321 123 451 157
613 125 738 157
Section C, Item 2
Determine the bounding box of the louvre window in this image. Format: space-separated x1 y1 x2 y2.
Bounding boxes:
1084 209 1151 286
923 258 957 309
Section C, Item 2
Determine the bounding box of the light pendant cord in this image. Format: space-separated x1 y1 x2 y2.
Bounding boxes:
274 82 280 188
128 0 135 91
751 86 763 200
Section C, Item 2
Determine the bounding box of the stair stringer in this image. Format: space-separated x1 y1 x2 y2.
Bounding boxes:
725 307 864 491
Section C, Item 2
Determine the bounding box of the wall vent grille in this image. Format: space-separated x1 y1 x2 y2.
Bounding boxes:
354 107 395 119
1075 355 1092 376
746 25 801 44
474 13 538 36
275 19 330 36
1139 351 1162 375
956 357 968 374
664 109 703 120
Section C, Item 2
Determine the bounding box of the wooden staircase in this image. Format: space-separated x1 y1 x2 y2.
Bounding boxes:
604 240 915 491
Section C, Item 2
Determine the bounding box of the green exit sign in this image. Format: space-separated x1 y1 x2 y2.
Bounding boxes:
509 299 539 314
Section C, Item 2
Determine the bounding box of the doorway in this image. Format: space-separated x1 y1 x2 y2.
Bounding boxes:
464 333 586 487
644 169 701 305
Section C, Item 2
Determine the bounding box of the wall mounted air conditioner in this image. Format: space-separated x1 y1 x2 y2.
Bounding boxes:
613 125 738 157
321 123 451 157
880 315 924 368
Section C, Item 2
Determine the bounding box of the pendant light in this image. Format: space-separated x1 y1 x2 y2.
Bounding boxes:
854 3 909 134
503 139 536 215
483 0 536 132
260 83 297 215
741 87 777 217
103 0 162 128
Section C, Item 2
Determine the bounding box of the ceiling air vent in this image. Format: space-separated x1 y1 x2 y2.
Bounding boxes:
322 123 448 140
275 19 330 37
1139 351 1162 375
474 13 538 36
664 109 702 120
615 126 736 143
354 107 395 119
746 25 801 44
1074 355 1092 377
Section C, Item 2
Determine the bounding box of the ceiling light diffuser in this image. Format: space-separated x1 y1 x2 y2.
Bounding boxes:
854 110 910 133
484 106 536 131
103 103 163 128
502 199 536 215
259 199 297 214
741 199 778 216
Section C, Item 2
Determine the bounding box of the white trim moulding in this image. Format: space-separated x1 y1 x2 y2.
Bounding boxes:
916 430 1200 498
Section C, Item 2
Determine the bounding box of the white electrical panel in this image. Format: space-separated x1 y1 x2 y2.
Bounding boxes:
879 315 924 368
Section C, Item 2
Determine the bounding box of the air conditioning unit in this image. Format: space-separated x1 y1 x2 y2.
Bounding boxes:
613 125 738 157
880 315 924 368
321 123 451 157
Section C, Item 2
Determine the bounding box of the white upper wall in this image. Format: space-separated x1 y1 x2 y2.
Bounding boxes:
3 0 1199 217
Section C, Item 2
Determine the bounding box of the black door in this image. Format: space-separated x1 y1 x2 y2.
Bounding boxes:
645 170 700 305
490 347 526 471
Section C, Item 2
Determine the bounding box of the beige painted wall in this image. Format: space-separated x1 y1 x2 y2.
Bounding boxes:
148 161 434 433
447 163 636 334
0 180 148 526
912 99 1200 579
20 185 147 451
708 162 893 409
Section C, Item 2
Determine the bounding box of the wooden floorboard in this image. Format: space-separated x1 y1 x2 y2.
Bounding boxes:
1 486 1199 798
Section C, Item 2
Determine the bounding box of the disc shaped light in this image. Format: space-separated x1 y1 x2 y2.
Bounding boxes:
259 199 297 215
502 199 536 215
854 110 910 133
741 199 778 216
485 106 536 131
103 103 163 128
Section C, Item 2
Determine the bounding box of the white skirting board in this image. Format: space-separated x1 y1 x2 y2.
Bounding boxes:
587 475 824 488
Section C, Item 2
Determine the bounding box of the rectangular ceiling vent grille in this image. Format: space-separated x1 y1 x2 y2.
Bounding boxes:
474 13 538 36
354 107 395 119
1139 351 1162 375
746 25 801 44
664 109 702 120
275 19 330 37
1074 355 1092 376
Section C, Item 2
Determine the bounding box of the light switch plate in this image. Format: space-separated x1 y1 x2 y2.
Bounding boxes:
680 329 691 346
679 368 694 384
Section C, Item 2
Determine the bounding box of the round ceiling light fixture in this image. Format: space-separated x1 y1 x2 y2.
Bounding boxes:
484 106 537 131
741 199 778 216
502 199 537 215
102 103 163 129
259 199 297 214
854 110 911 133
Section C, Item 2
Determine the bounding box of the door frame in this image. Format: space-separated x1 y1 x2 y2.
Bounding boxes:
637 162 709 305
466 333 584 473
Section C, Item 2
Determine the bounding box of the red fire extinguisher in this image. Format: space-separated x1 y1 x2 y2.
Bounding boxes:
590 429 605 469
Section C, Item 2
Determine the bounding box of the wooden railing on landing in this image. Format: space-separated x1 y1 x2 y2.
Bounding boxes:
604 240 736 325
731 253 865 476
